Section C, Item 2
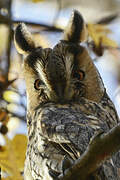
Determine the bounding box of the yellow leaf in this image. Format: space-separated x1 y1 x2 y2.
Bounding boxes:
91 24 111 34
87 23 117 48
0 134 27 179
2 175 23 180
87 24 100 46
11 134 27 171
3 90 20 104
101 36 117 48
0 146 14 175
32 0 44 2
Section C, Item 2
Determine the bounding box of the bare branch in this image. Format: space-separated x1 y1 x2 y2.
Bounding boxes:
0 14 63 32
58 123 120 180
96 13 118 24
6 0 12 80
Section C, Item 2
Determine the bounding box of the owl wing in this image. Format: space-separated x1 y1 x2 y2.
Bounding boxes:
39 103 110 155
40 108 120 179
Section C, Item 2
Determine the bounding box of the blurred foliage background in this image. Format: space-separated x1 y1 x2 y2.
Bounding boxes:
0 0 120 179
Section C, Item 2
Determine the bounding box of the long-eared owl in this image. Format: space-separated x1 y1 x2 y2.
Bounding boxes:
14 10 120 180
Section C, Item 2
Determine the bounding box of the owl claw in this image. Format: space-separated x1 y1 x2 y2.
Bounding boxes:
62 155 74 175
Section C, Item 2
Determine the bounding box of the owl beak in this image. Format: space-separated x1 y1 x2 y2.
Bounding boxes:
52 83 65 102
47 82 67 103
48 83 73 103
56 87 65 102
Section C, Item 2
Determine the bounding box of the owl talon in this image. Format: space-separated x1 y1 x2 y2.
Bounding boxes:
49 169 60 179
62 155 74 175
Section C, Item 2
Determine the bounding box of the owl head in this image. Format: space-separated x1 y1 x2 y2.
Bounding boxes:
14 10 104 110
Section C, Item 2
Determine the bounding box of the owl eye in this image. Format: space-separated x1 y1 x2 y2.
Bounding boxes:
34 79 42 90
73 70 85 81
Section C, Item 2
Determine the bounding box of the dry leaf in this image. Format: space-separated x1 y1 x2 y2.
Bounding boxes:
0 109 9 123
0 109 9 134
0 76 16 97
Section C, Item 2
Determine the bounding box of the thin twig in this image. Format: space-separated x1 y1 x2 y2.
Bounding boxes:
96 13 119 24
0 14 63 32
6 0 12 81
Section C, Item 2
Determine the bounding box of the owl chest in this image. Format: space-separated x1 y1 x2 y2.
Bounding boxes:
27 132 63 179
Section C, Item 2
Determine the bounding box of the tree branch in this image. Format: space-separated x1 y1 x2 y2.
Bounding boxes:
6 0 12 80
0 14 63 32
0 12 118 32
96 13 118 24
58 123 120 180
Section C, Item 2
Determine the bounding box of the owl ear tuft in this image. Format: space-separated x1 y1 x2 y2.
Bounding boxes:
63 10 87 43
14 23 36 55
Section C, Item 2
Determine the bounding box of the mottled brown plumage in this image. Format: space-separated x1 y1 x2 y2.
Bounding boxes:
14 10 120 180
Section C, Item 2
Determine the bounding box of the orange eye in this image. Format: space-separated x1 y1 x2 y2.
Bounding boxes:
73 70 85 81
34 79 42 90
